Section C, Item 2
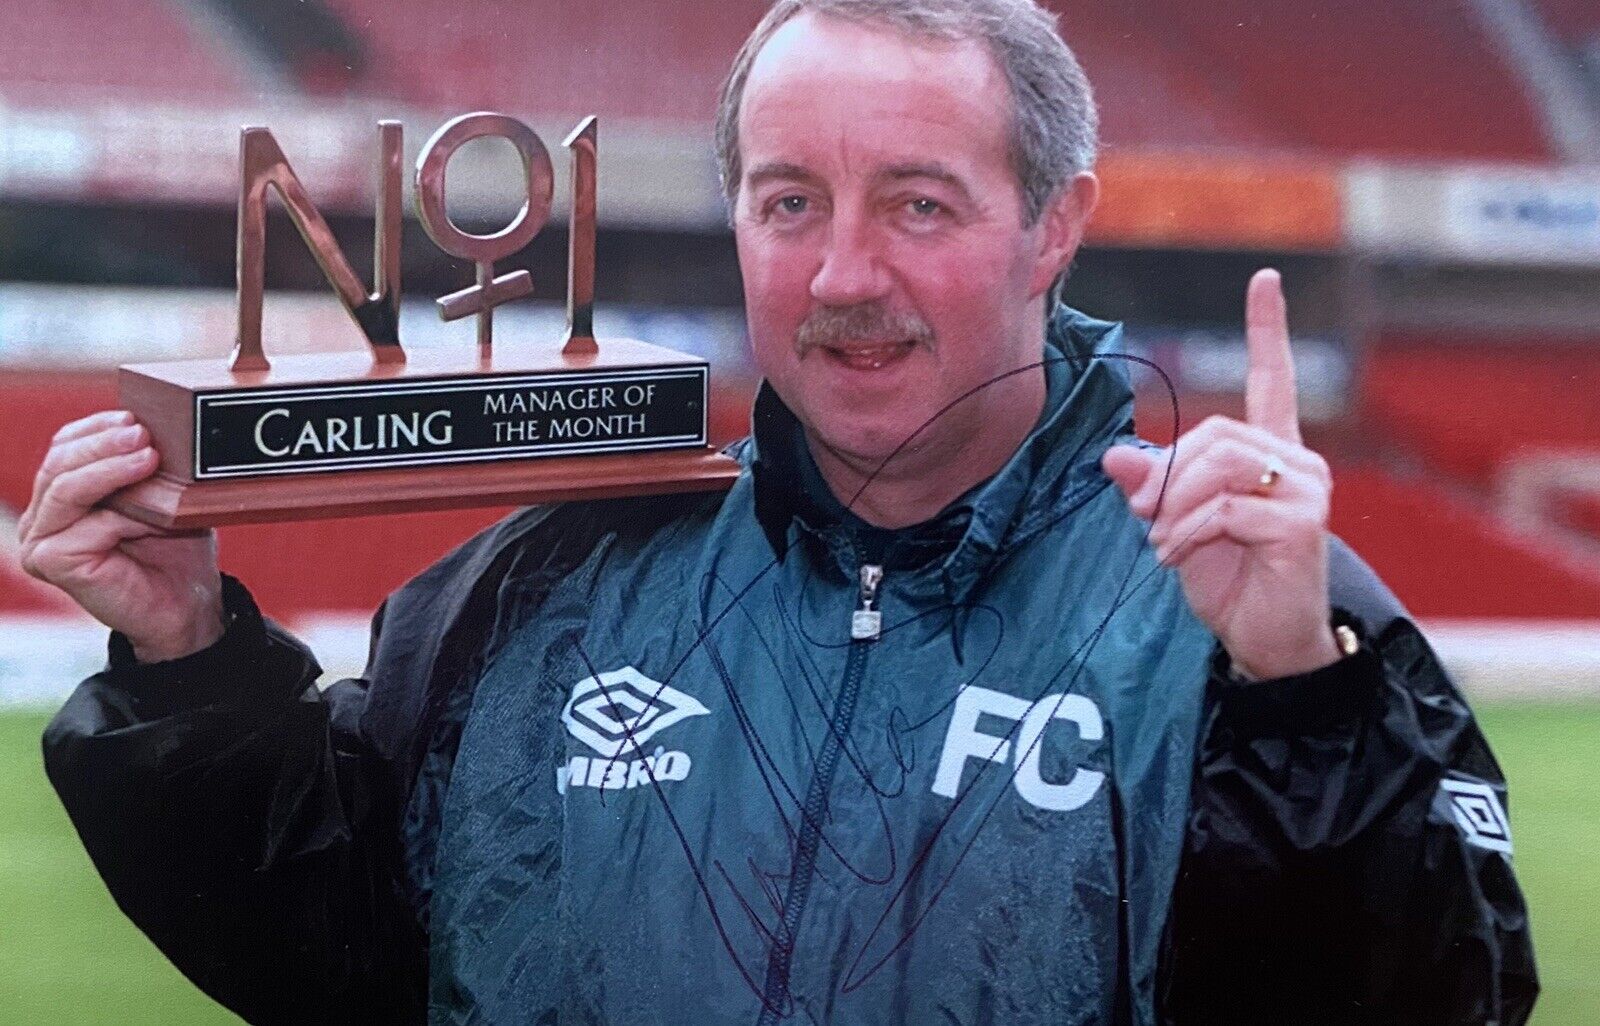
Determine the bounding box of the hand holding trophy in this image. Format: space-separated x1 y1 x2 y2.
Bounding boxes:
18 410 225 663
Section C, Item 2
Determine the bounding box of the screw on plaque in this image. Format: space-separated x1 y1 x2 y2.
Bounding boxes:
415 112 554 362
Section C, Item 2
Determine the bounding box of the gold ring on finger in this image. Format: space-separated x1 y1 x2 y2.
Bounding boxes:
1255 455 1287 495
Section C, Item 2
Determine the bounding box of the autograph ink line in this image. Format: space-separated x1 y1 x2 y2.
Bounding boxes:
556 352 1180 1014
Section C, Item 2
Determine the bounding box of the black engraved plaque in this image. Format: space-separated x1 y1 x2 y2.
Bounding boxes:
194 365 708 479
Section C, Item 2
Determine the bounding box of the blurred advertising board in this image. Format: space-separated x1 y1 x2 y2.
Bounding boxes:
1119 324 1350 422
1091 152 1343 251
1347 162 1600 266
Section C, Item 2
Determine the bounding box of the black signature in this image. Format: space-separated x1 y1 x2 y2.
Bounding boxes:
564 351 1187 1018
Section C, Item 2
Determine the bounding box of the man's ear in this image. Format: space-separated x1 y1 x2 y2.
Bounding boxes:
1029 171 1099 298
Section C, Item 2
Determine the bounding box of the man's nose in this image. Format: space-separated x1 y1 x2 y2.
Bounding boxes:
809 216 889 306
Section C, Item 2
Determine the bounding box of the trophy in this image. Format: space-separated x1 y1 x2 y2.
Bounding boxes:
107 112 741 528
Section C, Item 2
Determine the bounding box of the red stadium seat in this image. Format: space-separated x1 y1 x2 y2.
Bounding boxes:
314 0 1552 162
1362 333 1600 486
323 0 768 120
1330 466 1600 619
1054 5 1287 152
0 0 247 100
1551 490 1600 541
1083 0 1553 162
1531 0 1600 46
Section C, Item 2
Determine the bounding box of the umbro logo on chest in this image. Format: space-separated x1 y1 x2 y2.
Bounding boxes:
557 666 709 794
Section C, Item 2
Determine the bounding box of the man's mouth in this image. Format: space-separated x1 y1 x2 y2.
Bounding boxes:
819 339 918 371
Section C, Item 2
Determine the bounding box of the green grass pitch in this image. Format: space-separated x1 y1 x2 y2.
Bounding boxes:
1 703 1595 1023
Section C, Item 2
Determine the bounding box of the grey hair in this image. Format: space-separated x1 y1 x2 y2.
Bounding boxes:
713 0 1098 226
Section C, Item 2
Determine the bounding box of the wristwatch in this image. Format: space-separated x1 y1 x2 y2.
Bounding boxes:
1225 614 1362 685
1333 621 1360 658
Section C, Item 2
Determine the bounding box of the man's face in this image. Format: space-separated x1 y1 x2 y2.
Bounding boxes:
733 13 1076 478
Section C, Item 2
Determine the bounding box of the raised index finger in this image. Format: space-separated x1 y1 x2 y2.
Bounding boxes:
1244 268 1301 444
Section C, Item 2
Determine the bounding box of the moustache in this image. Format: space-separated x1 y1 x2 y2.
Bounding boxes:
793 303 935 356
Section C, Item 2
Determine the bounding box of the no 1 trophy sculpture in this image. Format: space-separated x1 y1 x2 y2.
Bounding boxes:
107 112 741 528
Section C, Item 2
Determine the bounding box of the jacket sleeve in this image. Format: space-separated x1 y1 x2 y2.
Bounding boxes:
1161 541 1539 1025
41 573 426 1025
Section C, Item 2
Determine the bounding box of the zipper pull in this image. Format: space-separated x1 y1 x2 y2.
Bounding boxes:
852 563 884 641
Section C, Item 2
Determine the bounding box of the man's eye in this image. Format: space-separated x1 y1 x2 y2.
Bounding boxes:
776 195 809 215
907 197 944 217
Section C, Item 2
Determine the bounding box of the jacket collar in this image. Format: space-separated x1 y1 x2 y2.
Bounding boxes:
749 305 1136 604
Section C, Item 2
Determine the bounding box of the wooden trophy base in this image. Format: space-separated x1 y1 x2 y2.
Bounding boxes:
110 446 742 528
104 338 744 529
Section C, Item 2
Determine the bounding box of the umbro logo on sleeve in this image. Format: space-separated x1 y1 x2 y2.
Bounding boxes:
1440 778 1514 855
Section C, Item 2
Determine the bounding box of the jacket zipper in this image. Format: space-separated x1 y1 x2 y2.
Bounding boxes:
755 562 883 1024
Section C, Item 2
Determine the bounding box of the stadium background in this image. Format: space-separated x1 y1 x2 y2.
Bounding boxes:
1 0 1597 1021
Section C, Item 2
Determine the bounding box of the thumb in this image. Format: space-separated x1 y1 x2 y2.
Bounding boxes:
1102 444 1156 505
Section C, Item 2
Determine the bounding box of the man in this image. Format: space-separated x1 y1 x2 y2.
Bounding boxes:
20 0 1535 1022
